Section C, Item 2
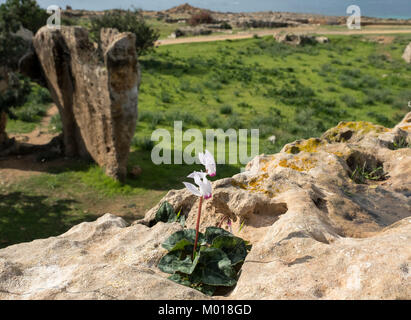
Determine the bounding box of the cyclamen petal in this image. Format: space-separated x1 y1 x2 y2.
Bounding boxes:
184 171 213 199
188 171 206 186
199 150 216 177
183 182 202 197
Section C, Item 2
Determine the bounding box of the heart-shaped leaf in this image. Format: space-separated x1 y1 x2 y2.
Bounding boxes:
158 251 198 274
194 247 237 287
204 226 232 244
162 229 205 252
155 201 176 223
212 235 249 266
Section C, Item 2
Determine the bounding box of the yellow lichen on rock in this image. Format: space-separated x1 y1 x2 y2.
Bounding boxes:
322 121 390 143
232 173 281 197
284 138 325 154
278 156 317 172
336 121 389 134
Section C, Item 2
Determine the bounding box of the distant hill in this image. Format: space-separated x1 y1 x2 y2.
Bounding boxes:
165 3 213 15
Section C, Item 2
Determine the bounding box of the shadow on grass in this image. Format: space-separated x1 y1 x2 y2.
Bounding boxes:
0 192 95 249
1 148 241 196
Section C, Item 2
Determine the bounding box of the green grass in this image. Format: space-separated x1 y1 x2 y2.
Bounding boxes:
137 34 411 152
5 81 52 134
2 33 411 248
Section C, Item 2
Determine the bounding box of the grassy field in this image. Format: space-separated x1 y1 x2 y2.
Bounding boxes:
2 33 411 248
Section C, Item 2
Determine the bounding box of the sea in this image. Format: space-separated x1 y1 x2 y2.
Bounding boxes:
6 0 411 19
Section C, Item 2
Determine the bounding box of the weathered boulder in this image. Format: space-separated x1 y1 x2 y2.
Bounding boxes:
315 36 329 44
0 113 410 300
275 33 329 46
32 26 139 181
402 42 411 63
0 214 206 300
275 33 316 46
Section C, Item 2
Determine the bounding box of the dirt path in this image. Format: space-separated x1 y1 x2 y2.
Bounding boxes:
156 26 411 46
12 105 59 146
0 105 61 186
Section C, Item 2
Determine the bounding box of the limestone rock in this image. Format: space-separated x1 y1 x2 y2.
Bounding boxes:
32 26 139 181
315 36 329 44
402 42 411 63
275 33 316 46
0 214 206 300
1 113 410 299
139 112 411 299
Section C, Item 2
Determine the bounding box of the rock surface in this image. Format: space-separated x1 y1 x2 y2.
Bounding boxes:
32 26 139 181
275 33 329 45
403 42 411 63
1 113 410 300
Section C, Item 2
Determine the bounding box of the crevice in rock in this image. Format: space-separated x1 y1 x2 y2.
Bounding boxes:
246 202 288 228
312 197 328 213
346 152 388 184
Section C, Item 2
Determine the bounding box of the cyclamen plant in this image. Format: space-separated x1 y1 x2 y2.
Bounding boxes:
183 150 216 257
157 149 251 295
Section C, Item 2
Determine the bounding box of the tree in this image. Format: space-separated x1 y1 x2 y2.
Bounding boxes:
0 0 48 115
188 11 214 26
90 9 159 56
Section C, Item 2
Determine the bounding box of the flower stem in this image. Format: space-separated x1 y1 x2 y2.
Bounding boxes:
193 196 203 259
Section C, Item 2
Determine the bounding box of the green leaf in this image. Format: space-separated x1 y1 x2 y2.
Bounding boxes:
169 274 215 296
162 229 205 252
212 235 249 266
155 201 176 223
195 247 237 287
204 226 232 244
168 273 192 287
193 283 216 296
158 251 198 274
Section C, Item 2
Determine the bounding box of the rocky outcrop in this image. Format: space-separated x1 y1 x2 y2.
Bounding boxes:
0 214 207 300
1 113 410 300
32 26 139 181
403 42 411 63
275 33 329 45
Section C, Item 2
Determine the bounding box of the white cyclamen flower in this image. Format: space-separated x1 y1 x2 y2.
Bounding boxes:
183 171 213 199
198 150 216 177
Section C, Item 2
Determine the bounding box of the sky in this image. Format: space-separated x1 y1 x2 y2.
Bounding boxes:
1 0 410 19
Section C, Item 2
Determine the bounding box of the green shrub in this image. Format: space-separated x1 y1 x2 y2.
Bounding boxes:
90 9 159 56
341 94 360 108
367 111 394 127
220 105 233 115
160 91 172 103
237 102 252 109
132 136 154 151
166 110 203 127
10 102 47 122
368 53 389 68
0 74 31 114
207 113 223 128
223 115 244 130
364 89 393 105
